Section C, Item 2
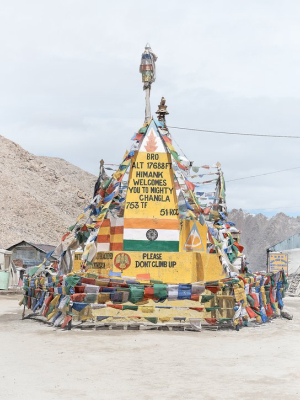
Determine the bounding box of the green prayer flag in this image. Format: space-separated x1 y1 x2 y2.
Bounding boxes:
205 306 220 312
65 275 81 288
218 318 232 324
247 294 255 307
103 178 112 190
123 305 138 311
28 267 39 277
153 284 168 300
170 150 180 162
201 295 214 303
145 317 158 324
84 293 98 303
150 279 163 284
86 273 98 279
129 286 145 304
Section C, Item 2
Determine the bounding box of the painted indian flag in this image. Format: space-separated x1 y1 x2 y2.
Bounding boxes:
123 218 179 252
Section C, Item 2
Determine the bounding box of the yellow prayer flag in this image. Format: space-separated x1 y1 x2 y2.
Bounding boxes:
140 306 155 313
50 294 61 307
233 286 246 303
86 224 96 229
47 310 57 321
159 317 171 323
76 213 85 222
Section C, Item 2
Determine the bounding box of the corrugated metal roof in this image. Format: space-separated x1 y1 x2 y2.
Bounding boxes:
28 243 56 254
6 241 57 259
268 232 300 252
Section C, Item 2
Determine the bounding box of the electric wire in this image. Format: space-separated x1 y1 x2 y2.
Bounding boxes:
239 205 300 211
168 125 300 139
227 166 300 182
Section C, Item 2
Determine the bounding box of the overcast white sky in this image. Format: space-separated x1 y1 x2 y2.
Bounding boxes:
1 1 300 216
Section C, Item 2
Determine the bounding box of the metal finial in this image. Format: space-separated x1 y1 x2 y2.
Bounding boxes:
139 45 158 123
156 97 169 123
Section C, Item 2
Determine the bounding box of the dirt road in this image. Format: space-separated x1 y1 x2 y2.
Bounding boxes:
0 295 299 400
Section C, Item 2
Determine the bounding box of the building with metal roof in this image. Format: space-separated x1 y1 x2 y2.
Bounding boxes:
6 240 57 268
267 233 300 276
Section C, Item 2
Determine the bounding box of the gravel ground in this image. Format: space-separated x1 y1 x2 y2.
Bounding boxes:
0 295 299 400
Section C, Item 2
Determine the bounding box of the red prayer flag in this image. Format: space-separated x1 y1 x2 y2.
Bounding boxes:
108 304 123 310
143 287 154 300
177 162 188 170
234 242 244 253
249 293 260 308
61 315 72 329
42 305 50 317
81 278 96 285
136 273 151 280
74 286 85 293
71 293 86 302
246 306 257 319
99 189 105 197
162 135 172 144
106 183 115 195
205 285 220 294
237 276 247 285
95 221 103 228
62 232 70 241
205 318 217 325
269 288 275 304
185 179 196 191
265 304 274 317
189 307 204 312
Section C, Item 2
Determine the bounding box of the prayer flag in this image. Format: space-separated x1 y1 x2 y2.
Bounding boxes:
109 271 122 277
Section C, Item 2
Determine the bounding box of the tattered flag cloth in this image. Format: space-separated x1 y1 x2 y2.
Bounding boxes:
22 268 287 330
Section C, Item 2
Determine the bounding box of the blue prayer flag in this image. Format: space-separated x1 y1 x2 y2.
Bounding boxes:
109 271 122 277
178 284 192 300
72 302 89 312
185 201 194 211
46 250 54 260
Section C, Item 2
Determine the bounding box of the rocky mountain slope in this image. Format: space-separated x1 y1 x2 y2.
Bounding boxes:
228 209 300 270
0 134 96 249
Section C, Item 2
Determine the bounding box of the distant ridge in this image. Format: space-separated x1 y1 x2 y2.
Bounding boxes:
0 134 96 249
228 209 300 270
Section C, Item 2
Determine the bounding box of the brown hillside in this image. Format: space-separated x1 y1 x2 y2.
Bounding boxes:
0 134 96 249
